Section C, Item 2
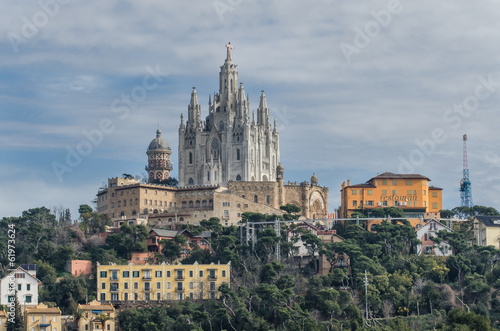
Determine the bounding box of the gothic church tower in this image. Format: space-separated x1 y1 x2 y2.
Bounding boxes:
179 44 280 187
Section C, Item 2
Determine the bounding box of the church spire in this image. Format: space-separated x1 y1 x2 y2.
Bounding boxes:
179 113 185 131
188 86 201 128
258 90 270 126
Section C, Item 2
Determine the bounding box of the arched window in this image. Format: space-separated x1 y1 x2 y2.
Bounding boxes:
236 149 240 160
189 201 194 208
202 200 207 207
266 195 270 204
214 172 217 181
180 217 184 222
236 175 241 181
219 121 224 131
188 178 194 185
168 218 173 222
254 195 258 203
132 210 137 215
209 199 213 207
230 79 233 91
195 200 200 208
182 201 187 208
153 209 158 214
120 211 125 217
211 140 219 160
143 208 149 215
207 172 210 181
189 152 193 164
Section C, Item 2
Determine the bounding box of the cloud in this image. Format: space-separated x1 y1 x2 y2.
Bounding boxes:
2 0 500 218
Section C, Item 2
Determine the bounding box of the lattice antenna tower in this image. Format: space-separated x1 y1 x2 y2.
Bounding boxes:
459 134 473 207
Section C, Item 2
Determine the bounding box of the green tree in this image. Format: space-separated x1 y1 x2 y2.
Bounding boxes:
161 239 181 263
301 231 322 273
444 308 492 331
78 204 93 216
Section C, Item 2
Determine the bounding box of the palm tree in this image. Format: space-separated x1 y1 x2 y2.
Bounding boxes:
73 308 86 331
95 313 114 331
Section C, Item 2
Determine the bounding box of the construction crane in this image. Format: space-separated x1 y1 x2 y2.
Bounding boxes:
459 134 473 208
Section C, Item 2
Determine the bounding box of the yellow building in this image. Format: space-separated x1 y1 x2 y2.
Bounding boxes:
25 303 61 331
77 300 115 331
340 172 443 221
475 216 500 248
97 261 231 303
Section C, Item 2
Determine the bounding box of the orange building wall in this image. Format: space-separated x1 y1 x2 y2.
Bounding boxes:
70 260 93 276
340 174 443 219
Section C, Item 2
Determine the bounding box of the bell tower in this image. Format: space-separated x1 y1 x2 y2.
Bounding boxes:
146 128 173 183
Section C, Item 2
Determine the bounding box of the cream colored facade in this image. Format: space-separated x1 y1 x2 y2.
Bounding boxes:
77 300 115 331
475 216 500 249
97 262 231 303
25 303 61 331
97 165 328 226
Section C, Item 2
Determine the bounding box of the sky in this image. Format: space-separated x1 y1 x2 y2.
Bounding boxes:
1 0 500 219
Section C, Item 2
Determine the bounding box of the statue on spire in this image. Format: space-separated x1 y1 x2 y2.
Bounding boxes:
225 42 234 60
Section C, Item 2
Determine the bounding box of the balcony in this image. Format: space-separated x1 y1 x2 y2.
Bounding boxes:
110 287 119 292
175 276 184 281
175 287 184 292
142 276 152 280
144 287 151 292
208 275 217 280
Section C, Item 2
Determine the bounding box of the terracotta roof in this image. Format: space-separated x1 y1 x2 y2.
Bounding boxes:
346 183 376 188
78 304 115 311
429 186 443 190
368 172 431 182
25 307 61 314
151 229 211 239
0 267 42 285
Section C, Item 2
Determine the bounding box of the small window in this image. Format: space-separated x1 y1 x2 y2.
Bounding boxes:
133 271 139 278
100 271 107 278
433 202 438 209
222 270 226 277
433 191 438 197
408 190 412 195
352 201 357 207
406 180 412 185
392 190 397 195
352 189 357 195
367 190 372 195
392 180 397 185
382 190 387 195
382 180 387 185
199 270 203 277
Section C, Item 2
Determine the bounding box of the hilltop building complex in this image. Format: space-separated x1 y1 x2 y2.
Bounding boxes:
96 46 329 224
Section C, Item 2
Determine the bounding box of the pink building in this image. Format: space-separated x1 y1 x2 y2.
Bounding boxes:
65 260 93 276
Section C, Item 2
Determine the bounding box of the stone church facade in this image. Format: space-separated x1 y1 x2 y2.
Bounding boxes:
178 54 279 187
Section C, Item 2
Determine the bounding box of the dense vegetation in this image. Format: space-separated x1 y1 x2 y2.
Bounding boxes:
1 205 499 330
